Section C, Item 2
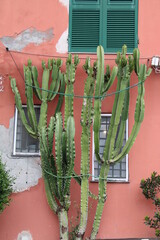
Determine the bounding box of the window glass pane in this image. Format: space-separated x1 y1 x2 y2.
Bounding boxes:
15 106 40 155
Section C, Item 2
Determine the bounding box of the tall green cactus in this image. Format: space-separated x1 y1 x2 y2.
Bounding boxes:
10 54 80 240
10 45 151 240
90 45 152 239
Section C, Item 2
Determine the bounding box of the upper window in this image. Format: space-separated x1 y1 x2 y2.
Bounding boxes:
69 0 138 53
92 114 128 182
13 106 40 156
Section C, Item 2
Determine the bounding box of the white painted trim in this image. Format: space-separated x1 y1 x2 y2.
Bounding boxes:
92 113 129 182
13 105 40 156
13 106 18 155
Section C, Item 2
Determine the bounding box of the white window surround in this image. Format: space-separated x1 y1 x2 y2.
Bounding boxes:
92 113 129 182
13 105 40 156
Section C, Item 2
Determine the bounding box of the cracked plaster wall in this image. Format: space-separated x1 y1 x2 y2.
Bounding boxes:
0 28 54 51
0 118 42 193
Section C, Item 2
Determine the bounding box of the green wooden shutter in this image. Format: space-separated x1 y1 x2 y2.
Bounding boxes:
105 0 138 53
69 0 102 52
69 0 138 53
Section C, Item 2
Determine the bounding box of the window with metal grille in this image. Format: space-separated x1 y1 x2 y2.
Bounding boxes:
13 106 40 156
92 114 128 182
69 0 138 53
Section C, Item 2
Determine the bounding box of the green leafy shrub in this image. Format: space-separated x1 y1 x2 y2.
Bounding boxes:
140 172 160 237
0 156 13 213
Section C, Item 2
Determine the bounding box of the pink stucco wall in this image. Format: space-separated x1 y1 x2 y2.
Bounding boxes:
0 0 160 239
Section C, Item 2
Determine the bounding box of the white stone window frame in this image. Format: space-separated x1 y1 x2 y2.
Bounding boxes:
92 113 129 182
13 105 40 156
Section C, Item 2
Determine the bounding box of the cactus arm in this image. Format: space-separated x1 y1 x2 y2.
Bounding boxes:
113 70 130 157
48 59 62 101
49 154 59 198
48 60 59 100
10 78 36 138
102 66 118 94
48 116 55 155
108 66 130 158
63 117 75 197
64 54 79 130
110 64 152 164
31 66 42 100
43 178 58 213
133 48 140 75
64 81 74 130
90 164 110 239
54 72 65 115
102 73 121 161
38 62 50 131
24 66 38 134
55 113 63 203
93 46 104 164
76 73 95 239
39 128 58 213
64 62 75 129
103 51 130 162
112 121 126 157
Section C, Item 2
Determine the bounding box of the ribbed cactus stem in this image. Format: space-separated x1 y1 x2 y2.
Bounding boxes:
93 46 104 164
25 75 38 134
76 66 95 239
31 65 42 101
55 73 65 115
64 54 79 129
38 63 50 131
90 164 109 239
55 113 63 204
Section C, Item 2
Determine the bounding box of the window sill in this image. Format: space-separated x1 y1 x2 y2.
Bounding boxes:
90 179 130 184
11 153 40 158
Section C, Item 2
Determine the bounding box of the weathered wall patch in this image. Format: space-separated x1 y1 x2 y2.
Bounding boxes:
0 118 42 193
0 28 54 51
17 231 33 240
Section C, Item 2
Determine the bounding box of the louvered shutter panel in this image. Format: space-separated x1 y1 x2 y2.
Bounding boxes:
109 0 133 3
74 0 99 2
69 0 101 52
105 0 138 53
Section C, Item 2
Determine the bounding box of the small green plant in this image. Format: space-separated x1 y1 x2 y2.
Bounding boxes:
140 171 160 237
0 156 13 213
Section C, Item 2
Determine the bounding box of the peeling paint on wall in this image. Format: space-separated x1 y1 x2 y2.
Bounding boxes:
0 28 54 51
56 29 68 53
59 0 69 13
17 231 32 240
0 118 42 193
56 0 69 54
